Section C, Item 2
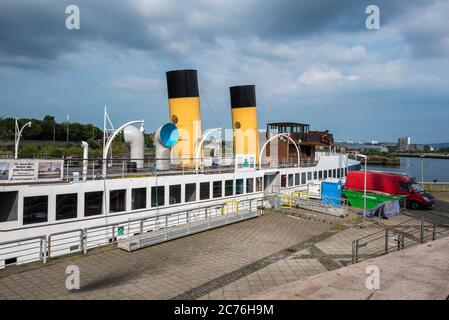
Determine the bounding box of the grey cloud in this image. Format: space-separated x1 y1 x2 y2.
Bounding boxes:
0 0 443 70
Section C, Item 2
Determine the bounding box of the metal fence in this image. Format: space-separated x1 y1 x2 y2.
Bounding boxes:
0 198 263 268
351 213 449 263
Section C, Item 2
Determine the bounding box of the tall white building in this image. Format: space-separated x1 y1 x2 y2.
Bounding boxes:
398 136 411 151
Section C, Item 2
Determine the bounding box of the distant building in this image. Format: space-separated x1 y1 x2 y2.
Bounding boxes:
398 136 411 151
371 140 379 145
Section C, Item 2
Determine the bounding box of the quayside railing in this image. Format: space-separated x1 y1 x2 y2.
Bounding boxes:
351 212 449 263
0 198 263 269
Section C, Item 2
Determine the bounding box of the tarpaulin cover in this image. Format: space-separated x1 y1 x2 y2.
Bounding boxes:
359 200 400 219
322 180 342 207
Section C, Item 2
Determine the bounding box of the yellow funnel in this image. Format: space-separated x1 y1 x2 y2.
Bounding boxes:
230 85 259 164
166 69 202 165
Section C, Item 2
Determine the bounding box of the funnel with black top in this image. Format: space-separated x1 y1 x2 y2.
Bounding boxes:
166 69 202 165
230 85 259 164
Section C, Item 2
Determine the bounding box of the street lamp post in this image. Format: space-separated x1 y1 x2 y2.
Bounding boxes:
14 117 32 159
420 155 425 189
355 154 368 226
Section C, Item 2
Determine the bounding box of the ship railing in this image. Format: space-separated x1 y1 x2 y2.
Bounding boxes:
0 197 264 268
351 212 449 263
0 235 47 268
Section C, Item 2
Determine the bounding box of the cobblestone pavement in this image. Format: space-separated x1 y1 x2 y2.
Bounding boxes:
199 224 375 300
0 212 331 300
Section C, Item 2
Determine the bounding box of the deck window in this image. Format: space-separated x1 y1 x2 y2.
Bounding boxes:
328 170 332 178
85 191 103 216
236 179 244 195
344 168 348 177
301 172 306 185
281 175 287 188
256 177 263 192
307 172 312 181
213 181 222 198
185 183 196 202
56 193 77 221
246 178 254 193
0 191 18 222
151 186 165 207
132 188 146 210
318 171 323 179
110 190 126 213
23 196 48 225
200 182 210 200
324 170 328 179
333 169 336 178
169 184 181 205
314 171 318 179
337 169 341 178
225 180 234 196
288 174 294 187
294 173 300 186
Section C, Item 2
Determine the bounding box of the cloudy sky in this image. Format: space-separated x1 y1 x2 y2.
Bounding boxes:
0 0 448 143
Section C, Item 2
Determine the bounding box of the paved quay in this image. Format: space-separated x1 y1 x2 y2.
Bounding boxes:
248 236 449 300
0 212 331 300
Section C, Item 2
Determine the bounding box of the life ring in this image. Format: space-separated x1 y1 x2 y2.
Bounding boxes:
321 134 329 143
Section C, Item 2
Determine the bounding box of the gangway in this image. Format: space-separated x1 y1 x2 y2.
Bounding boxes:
118 202 260 252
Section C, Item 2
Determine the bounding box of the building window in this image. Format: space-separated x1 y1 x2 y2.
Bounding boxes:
85 191 103 216
225 180 234 196
200 182 210 200
281 174 286 188
169 184 181 205
185 183 196 202
256 177 263 192
318 171 323 179
23 196 48 225
288 174 294 187
246 178 254 193
110 190 126 213
56 193 77 221
0 191 18 222
307 172 312 181
236 179 244 195
132 188 146 210
301 172 306 185
314 171 317 179
151 186 165 207
213 181 222 198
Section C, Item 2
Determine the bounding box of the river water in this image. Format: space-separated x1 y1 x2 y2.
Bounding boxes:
367 156 449 182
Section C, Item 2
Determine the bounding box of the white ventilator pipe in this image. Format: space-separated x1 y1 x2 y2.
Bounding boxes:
81 141 89 181
155 123 179 171
124 125 145 168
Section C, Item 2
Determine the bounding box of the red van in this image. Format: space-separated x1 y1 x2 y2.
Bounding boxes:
345 171 435 209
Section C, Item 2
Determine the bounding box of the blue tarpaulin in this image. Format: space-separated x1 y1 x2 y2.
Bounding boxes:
359 200 401 219
322 180 342 207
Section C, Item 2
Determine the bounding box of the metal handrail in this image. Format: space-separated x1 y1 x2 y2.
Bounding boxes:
352 213 449 263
